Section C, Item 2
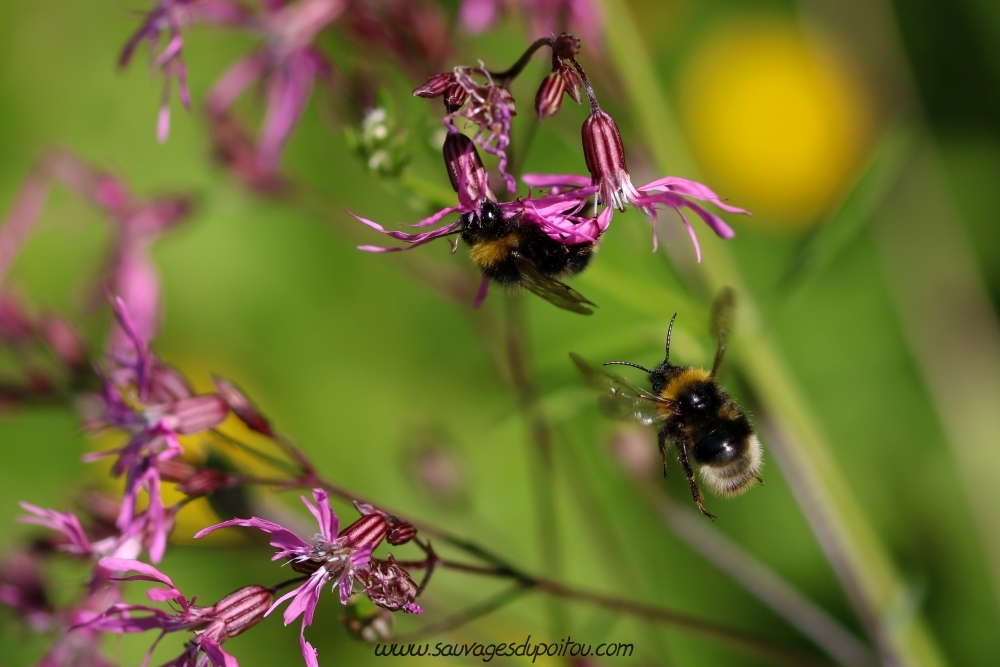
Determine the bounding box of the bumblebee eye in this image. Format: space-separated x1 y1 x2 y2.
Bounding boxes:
693 428 745 466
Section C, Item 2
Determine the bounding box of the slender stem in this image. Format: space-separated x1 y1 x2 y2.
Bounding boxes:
270 575 309 593
210 429 299 476
488 37 555 84
567 57 601 113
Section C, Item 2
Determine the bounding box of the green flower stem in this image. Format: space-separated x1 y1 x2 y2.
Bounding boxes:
598 2 948 665
873 140 1000 615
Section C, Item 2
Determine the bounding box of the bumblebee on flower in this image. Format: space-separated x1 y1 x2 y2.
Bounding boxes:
355 33 748 313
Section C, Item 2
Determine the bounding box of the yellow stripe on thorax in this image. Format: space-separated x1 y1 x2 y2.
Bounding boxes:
659 367 711 402
469 234 518 269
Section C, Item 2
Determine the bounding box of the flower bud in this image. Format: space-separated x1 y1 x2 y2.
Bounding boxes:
560 64 582 104
213 375 275 438
442 132 493 207
339 513 388 552
386 522 417 546
206 585 273 641
413 72 453 98
535 72 566 120
443 83 468 112
582 110 638 211
163 395 229 435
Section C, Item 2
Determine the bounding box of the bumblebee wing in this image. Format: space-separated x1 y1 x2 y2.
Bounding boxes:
570 353 675 425
710 286 736 378
514 254 596 315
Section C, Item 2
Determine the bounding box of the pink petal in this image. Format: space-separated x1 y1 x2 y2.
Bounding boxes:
281 572 324 626
351 212 464 251
474 274 490 308
679 199 736 239
300 632 320 667
0 173 48 286
521 173 592 189
197 637 239 667
309 488 338 540
675 207 702 263
639 176 750 215
206 54 266 117
194 517 310 556
17 504 93 555
96 558 183 601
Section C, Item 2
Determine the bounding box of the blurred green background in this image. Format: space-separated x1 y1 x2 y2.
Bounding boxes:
2 0 1000 665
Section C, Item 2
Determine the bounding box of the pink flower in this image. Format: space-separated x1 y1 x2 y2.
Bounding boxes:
0 149 192 350
82 296 228 561
121 0 251 141
205 0 346 174
18 502 178 563
459 0 603 48
86 558 273 667
0 549 53 632
194 489 405 667
521 173 749 262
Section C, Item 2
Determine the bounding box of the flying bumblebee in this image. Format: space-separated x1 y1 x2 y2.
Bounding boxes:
571 288 761 518
461 199 596 315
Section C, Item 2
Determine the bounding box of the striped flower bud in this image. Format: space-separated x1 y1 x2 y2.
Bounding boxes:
339 512 389 552
560 64 582 104
412 72 454 98
535 72 566 120
443 82 469 112
205 585 273 641
213 375 275 438
582 109 639 211
443 132 494 206
386 521 417 546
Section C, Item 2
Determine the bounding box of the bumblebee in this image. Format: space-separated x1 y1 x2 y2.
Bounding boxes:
461 199 596 314
571 288 762 518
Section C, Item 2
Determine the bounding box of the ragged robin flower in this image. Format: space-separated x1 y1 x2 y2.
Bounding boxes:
83 295 228 562
204 0 346 174
194 488 422 667
523 171 748 261
119 0 251 141
85 558 272 667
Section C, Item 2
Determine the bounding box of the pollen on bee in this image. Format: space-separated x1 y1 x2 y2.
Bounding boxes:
469 234 518 269
659 367 712 402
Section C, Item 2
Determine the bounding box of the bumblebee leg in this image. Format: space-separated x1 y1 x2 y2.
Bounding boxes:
678 443 716 520
657 430 670 478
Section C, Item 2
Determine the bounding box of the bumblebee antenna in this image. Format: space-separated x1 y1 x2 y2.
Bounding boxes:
603 361 654 374
665 313 678 363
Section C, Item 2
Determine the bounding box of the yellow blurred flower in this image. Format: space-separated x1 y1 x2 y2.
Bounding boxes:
680 19 872 229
